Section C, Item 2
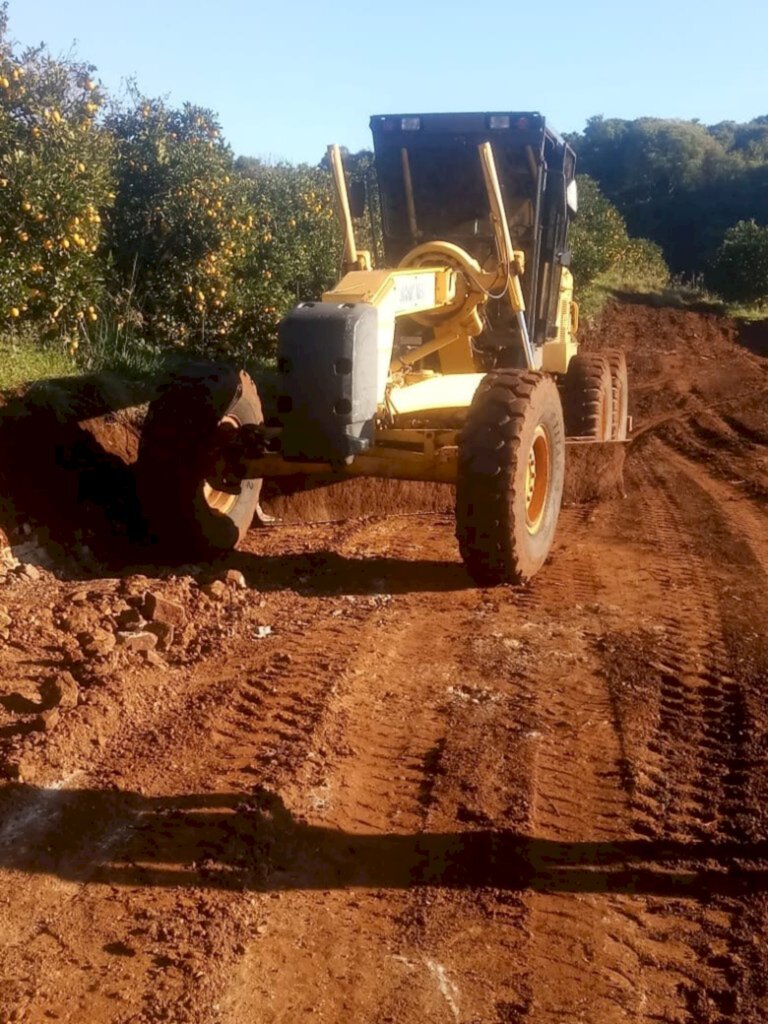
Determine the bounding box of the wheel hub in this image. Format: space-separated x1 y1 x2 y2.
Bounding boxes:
203 414 241 516
525 425 551 534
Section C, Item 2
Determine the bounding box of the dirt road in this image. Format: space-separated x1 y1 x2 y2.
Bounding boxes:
0 299 766 1023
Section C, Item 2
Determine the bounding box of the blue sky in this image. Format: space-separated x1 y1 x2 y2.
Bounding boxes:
9 0 768 164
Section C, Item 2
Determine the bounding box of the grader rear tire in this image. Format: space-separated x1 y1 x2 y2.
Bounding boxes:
604 349 629 440
456 370 565 585
136 364 264 558
564 353 614 440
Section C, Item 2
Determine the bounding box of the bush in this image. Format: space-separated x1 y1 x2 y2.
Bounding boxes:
570 174 669 297
0 3 112 350
103 98 341 360
236 158 341 344
706 220 768 303
104 97 260 356
613 237 670 290
569 175 629 287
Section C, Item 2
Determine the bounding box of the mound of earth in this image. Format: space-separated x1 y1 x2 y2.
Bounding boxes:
583 299 768 503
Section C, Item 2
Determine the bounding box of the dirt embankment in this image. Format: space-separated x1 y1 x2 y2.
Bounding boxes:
0 298 766 1024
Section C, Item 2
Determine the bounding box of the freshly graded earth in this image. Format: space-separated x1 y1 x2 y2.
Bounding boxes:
0 298 766 1024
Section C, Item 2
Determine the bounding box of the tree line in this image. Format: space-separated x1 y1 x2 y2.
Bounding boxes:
568 115 768 302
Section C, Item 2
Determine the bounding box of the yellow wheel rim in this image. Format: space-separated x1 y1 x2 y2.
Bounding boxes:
525 425 551 535
202 481 238 516
203 413 240 516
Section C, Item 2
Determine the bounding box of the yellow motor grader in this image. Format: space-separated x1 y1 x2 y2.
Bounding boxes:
137 112 628 583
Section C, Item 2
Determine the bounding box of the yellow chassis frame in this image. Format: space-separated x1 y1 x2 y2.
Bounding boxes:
246 430 610 487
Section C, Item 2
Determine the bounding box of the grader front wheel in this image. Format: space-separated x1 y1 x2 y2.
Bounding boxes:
136 364 265 558
456 371 566 585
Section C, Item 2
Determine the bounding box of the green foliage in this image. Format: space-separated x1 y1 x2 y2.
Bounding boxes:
569 176 629 286
569 115 768 278
706 220 768 303
0 2 112 350
614 237 669 291
104 99 340 358
105 96 254 355
236 157 341 332
0 7 344 368
570 175 669 292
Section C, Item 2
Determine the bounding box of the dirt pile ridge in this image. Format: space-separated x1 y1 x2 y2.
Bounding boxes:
0 297 766 1024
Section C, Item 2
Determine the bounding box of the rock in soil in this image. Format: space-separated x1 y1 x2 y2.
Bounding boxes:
15 563 41 582
145 620 174 651
78 628 117 658
116 631 158 652
116 607 146 631
143 591 187 627
222 569 247 589
35 708 60 732
41 671 79 709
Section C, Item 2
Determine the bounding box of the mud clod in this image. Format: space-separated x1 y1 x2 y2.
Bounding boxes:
116 607 145 631
35 708 60 732
222 569 247 590
14 564 41 582
145 620 175 651
202 580 227 602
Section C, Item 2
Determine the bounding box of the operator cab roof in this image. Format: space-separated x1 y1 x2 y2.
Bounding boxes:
370 112 567 149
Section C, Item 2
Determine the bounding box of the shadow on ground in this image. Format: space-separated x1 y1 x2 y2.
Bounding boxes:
0 783 764 898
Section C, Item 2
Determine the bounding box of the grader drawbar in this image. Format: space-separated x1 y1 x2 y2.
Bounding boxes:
136 112 629 584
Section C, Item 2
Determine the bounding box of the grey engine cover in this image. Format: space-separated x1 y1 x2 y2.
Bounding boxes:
277 301 378 462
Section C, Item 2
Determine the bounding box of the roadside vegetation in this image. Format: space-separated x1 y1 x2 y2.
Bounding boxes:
0 4 341 388
568 116 768 315
0 4 766 389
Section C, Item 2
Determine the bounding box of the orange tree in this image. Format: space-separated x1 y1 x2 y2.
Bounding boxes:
0 3 112 348
236 157 341 334
105 99 341 359
570 174 668 292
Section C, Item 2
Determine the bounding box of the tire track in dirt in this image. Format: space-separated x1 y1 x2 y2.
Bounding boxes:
221 512 585 1024
626 444 766 841
499 523 653 1022
588 439 768 1023
0 514 416 1024
219 515 475 1023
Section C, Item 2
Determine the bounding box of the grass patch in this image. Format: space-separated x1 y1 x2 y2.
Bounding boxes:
577 270 768 325
75 320 177 381
0 317 279 398
0 332 77 391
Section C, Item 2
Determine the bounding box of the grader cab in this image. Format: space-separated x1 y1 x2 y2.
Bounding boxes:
137 112 628 584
